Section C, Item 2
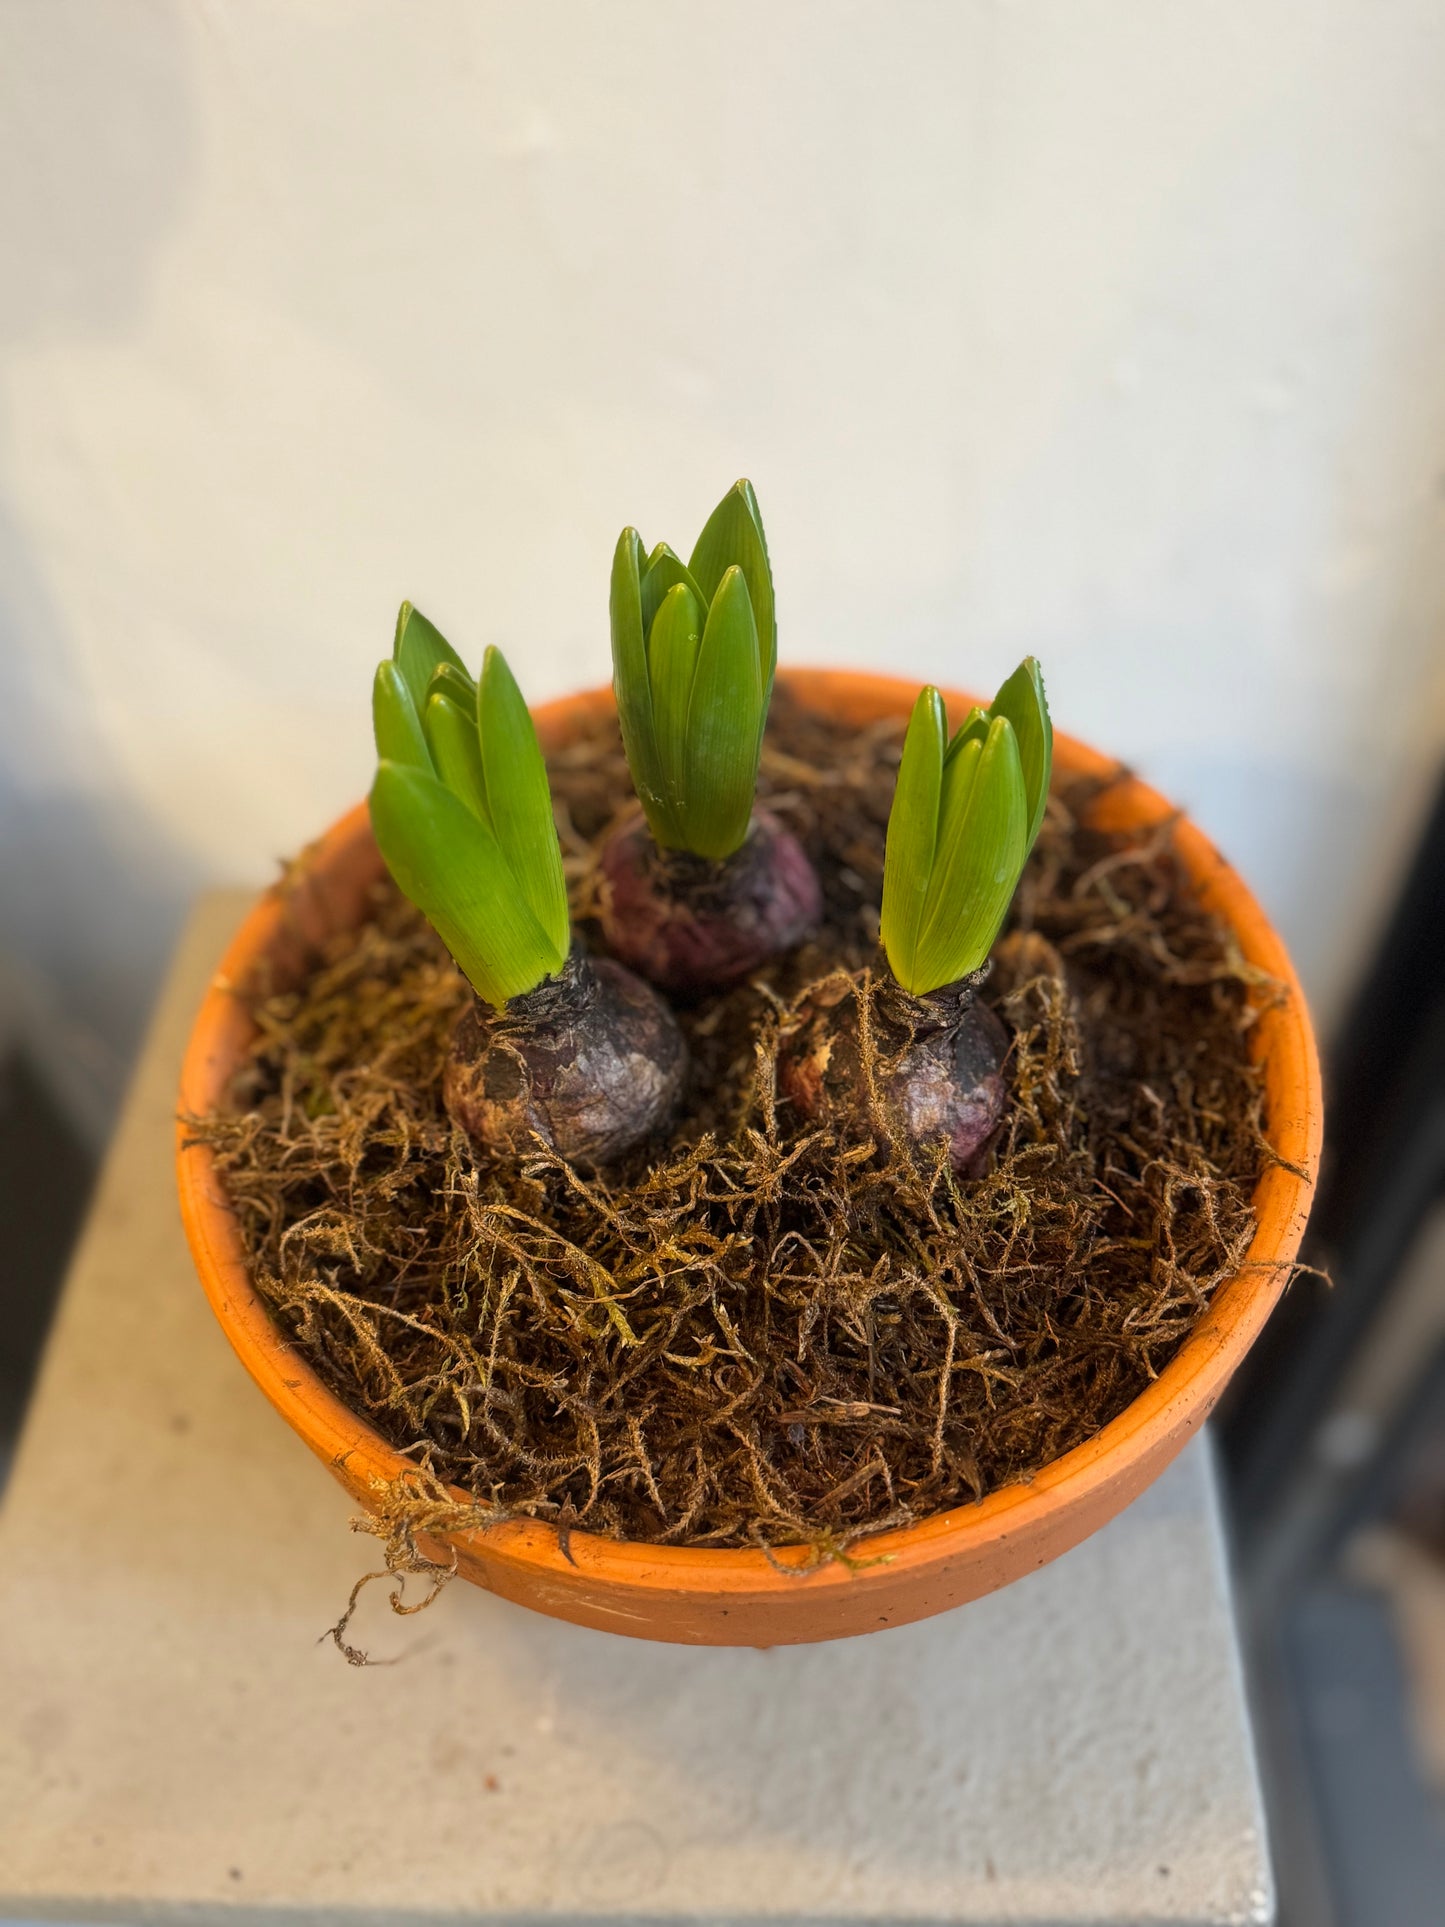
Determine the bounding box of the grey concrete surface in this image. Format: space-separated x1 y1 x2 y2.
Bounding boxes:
0 893 1274 1926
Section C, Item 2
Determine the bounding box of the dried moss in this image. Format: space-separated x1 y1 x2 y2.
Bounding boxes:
194 690 1269 1556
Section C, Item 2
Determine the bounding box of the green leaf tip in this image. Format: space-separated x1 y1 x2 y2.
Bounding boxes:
393 601 468 715
610 479 775 859
369 620 569 1007
987 655 1052 849
881 660 1053 996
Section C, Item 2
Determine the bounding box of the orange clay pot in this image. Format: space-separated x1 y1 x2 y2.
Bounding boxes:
177 669 1321 1645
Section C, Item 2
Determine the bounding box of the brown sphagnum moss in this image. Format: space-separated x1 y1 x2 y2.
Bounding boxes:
194 689 1267 1555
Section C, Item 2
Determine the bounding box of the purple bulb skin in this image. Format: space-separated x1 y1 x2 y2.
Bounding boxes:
780 968 1009 1175
599 809 822 998
443 948 687 1170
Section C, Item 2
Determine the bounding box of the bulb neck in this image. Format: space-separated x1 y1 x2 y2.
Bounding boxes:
497 943 595 1028
877 964 990 1040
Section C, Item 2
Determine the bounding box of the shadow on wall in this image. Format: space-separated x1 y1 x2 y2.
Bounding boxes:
0 3 203 1144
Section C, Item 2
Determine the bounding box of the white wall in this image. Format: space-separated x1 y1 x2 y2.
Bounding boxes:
3 0 1444 1140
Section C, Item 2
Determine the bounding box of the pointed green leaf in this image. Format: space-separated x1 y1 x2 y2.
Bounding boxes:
611 527 682 848
934 731 985 877
477 645 570 958
640 543 706 641
429 660 477 712
369 761 565 1008
688 480 775 689
372 661 433 770
910 716 1028 993
393 602 469 714
424 689 490 824
736 478 770 566
681 566 764 860
647 581 704 815
880 687 946 989
988 657 1052 850
944 704 989 764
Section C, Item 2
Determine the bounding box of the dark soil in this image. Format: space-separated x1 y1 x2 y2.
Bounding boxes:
193 688 1273 1556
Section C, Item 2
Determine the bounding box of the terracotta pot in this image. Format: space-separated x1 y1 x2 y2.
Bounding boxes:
177 669 1321 1645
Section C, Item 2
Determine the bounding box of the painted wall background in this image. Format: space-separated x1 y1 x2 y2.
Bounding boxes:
2 0 1443 1141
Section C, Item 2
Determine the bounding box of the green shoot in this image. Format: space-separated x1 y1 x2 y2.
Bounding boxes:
881 658 1052 996
369 605 570 1008
610 479 776 861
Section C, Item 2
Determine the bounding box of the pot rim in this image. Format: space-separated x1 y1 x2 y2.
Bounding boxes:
176 667 1321 1601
